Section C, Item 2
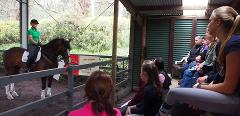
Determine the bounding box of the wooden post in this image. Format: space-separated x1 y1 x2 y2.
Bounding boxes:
169 18 175 73
140 18 146 64
191 17 197 47
128 17 135 91
112 0 119 105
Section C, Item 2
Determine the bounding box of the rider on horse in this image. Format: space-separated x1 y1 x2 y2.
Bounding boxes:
25 19 46 70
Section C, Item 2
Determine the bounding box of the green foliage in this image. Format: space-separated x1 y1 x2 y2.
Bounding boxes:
0 16 130 53
0 21 19 44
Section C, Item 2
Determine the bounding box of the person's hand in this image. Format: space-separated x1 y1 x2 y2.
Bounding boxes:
40 33 48 43
196 66 202 71
189 104 199 110
197 76 208 83
36 42 42 46
125 106 131 115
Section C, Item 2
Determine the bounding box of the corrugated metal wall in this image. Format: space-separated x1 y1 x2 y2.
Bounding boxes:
146 19 170 70
131 18 208 87
196 19 208 36
173 19 192 63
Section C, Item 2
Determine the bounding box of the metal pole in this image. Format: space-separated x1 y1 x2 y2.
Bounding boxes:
20 0 28 49
112 0 119 104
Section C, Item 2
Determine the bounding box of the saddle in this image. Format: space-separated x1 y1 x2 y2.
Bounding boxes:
22 47 41 68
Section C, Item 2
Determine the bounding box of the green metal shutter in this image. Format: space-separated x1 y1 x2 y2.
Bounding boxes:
196 19 208 36
146 19 170 71
173 19 192 63
132 22 142 87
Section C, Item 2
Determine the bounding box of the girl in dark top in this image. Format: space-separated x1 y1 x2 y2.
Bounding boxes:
154 57 171 90
125 60 163 116
159 6 240 116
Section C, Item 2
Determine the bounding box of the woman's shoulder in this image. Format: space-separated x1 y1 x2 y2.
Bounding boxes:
113 108 122 116
68 102 92 116
225 35 240 54
143 84 157 94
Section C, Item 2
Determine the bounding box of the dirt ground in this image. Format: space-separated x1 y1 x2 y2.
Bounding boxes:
0 77 86 116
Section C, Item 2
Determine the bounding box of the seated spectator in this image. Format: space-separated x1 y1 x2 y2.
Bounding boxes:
172 36 203 79
198 32 217 74
190 32 217 84
179 55 205 87
154 57 171 90
158 6 240 116
121 58 171 115
199 36 210 58
68 71 121 116
187 36 204 64
125 60 163 116
197 41 221 84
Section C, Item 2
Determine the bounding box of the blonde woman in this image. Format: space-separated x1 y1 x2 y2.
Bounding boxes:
159 6 240 115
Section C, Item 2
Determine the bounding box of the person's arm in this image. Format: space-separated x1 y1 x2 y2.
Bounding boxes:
130 86 155 114
28 35 38 45
39 33 47 43
201 52 240 94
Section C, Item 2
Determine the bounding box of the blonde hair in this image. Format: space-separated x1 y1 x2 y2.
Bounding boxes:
210 6 240 68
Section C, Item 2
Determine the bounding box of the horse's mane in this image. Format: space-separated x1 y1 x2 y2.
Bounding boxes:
43 38 71 50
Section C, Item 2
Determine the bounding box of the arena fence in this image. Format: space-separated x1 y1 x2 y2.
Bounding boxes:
0 55 130 116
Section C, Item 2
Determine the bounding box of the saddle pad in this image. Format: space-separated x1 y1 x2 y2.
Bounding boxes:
21 48 41 62
22 51 29 62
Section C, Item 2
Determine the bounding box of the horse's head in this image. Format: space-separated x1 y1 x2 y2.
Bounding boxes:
49 38 71 64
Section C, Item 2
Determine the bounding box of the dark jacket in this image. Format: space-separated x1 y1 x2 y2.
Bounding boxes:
131 84 162 116
187 44 202 63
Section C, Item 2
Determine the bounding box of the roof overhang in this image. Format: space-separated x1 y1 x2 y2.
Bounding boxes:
121 0 239 16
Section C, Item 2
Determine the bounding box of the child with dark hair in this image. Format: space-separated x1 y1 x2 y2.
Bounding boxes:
125 60 163 116
154 57 171 90
68 71 121 116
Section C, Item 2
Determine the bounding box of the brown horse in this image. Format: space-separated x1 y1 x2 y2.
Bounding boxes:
3 38 71 99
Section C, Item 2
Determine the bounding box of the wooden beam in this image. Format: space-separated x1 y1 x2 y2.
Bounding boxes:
120 0 143 26
112 0 119 105
191 17 197 47
168 18 175 73
140 17 147 64
136 5 220 11
147 15 209 20
128 17 135 90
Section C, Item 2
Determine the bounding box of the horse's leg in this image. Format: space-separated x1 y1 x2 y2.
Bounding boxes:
10 83 19 97
5 84 14 100
41 77 47 99
46 76 53 97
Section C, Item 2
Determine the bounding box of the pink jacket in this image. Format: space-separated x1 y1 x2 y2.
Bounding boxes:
68 102 121 116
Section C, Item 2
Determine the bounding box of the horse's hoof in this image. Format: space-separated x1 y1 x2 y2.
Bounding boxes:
41 90 45 99
11 91 19 97
46 88 51 97
46 93 51 97
7 94 14 100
